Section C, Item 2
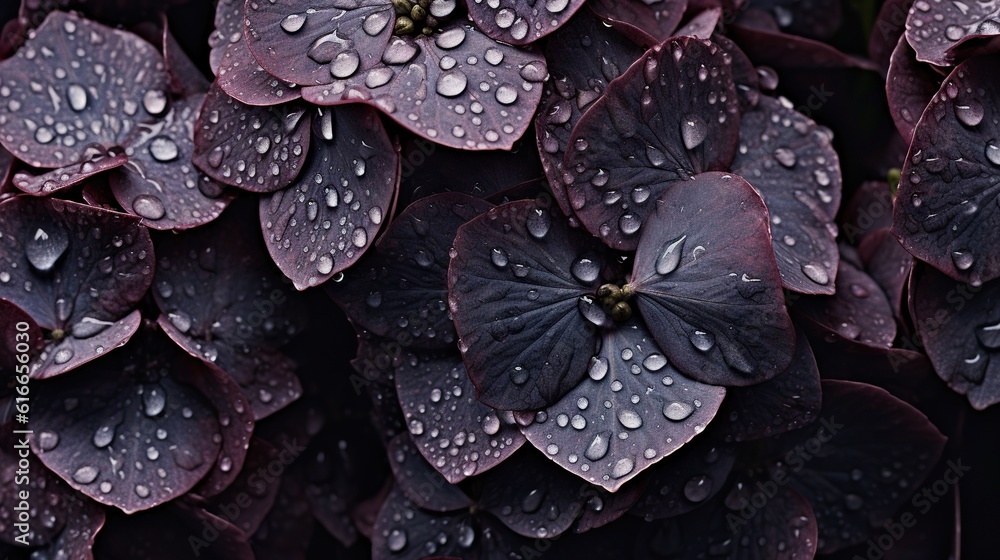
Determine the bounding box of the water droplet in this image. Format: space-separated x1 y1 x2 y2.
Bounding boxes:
280 13 307 33
612 457 634 479
143 388 166 416
38 431 59 451
386 528 407 552
526 208 550 238
952 250 974 271
987 141 1000 166
491 247 509 267
25 226 68 272
955 99 985 127
134 484 150 498
66 83 87 111
655 234 686 275
521 489 543 513
584 431 611 461
149 136 179 162
93 425 114 448
844 494 864 510
495 84 518 105
132 194 165 220
331 51 361 78
689 331 715 352
801 264 829 285
72 465 98 484
773 147 796 167
588 356 609 381
143 90 167 116
664 401 694 421
482 412 501 435
571 257 600 283
684 475 712 502
642 354 668 371
619 213 641 235
436 70 468 97
681 114 708 150
53 347 73 364
618 410 643 429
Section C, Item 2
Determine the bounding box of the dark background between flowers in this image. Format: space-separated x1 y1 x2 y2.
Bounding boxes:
0 0 998 559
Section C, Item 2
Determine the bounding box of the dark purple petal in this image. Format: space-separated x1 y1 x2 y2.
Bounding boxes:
628 431 736 519
448 200 611 410
387 433 474 512
395 352 526 482
868 0 911 69
192 82 311 192
329 193 493 350
372 485 528 560
12 147 128 196
792 255 897 347
858 228 913 322
905 0 1000 65
208 0 243 74
0 145 14 189
771 380 947 553
840 181 894 245
911 264 1000 409
245 0 394 87
203 437 281 535
466 0 587 45
152 198 307 419
217 35 302 106
17 480 105 560
111 94 234 230
31 333 230 513
573 476 649 532
718 329 822 442
669 482 818 559
751 0 842 40
95 502 253 559
729 24 880 70
162 23 210 97
0 11 169 168
731 95 840 294
563 37 741 250
302 24 548 151
886 34 942 142
31 310 141 379
892 53 1000 286
534 9 644 217
477 447 592 539
249 474 314 560
0 197 153 376
260 105 397 289
630 172 796 386
590 0 688 44
520 320 725 491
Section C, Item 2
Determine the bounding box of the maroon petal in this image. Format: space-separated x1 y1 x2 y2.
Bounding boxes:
329 193 493 350
447 200 609 411
911 264 1000 409
203 437 281 535
112 94 234 230
718 329 822 442
868 0 912 69
31 333 229 513
302 24 548 151
731 95 841 294
905 0 1000 65
771 380 947 553
217 35 302 106
466 0 587 45
208 0 244 75
0 11 169 168
630 172 796 387
12 147 128 196
627 430 736 520
245 0 394 87
858 228 913 322
892 53 1000 286
0 197 153 377
31 310 141 380
395 352 525 483
192 82 312 193
249 474 314 560
563 37 741 250
162 21 210 97
590 0 688 44
260 105 397 289
792 254 897 348
886 34 942 142
729 24 880 70
520 320 726 491
152 198 307 419
534 9 644 217
95 502 253 559
386 433 474 512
